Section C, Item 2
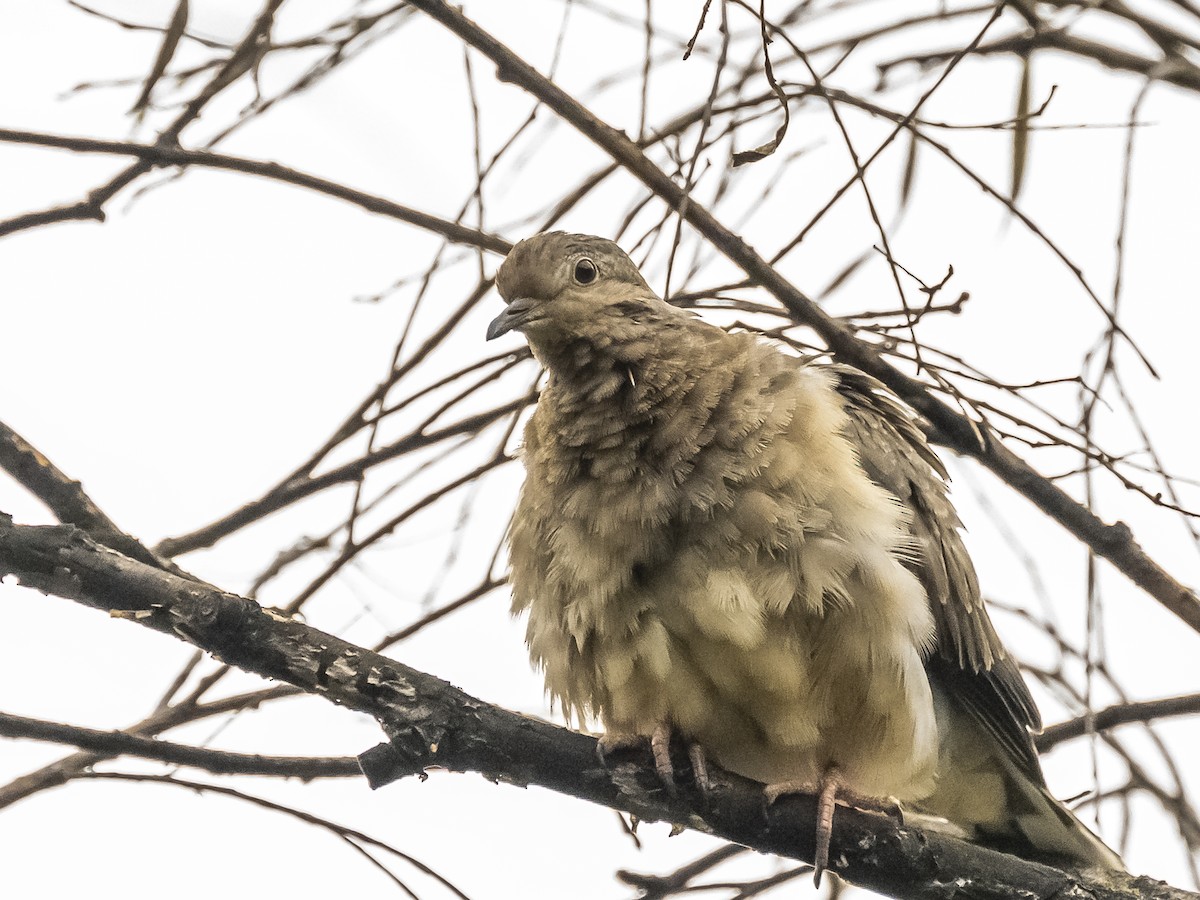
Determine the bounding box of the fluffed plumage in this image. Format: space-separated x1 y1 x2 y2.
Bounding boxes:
490 231 1122 874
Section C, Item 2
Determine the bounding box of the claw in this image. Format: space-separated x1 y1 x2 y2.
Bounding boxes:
649 723 677 796
688 742 710 796
813 770 841 885
596 732 644 764
763 766 902 886
597 724 679 796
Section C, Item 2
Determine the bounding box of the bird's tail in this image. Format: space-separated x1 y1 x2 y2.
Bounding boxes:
922 697 1124 871
992 754 1125 871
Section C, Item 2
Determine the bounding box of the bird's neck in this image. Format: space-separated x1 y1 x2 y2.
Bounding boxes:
536 329 690 418
532 324 749 470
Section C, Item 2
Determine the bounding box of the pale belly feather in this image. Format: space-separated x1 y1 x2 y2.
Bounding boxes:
585 555 939 801
523 494 940 802
515 364 940 803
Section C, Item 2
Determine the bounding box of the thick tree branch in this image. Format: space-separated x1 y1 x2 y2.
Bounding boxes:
0 420 181 574
400 0 1200 638
0 516 1191 900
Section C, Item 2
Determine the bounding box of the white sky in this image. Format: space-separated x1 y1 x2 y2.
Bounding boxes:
2 1 1199 897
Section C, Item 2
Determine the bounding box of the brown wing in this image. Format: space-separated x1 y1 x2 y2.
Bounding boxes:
831 366 1044 784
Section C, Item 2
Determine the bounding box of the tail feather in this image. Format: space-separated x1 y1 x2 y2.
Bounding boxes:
925 689 1124 870
1001 763 1125 870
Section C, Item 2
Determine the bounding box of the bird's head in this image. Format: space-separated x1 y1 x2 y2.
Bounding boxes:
487 232 660 363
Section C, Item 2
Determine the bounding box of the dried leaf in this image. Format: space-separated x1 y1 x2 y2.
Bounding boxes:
1011 54 1032 201
733 1 790 167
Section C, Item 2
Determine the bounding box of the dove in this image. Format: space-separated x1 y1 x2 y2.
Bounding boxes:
488 231 1121 880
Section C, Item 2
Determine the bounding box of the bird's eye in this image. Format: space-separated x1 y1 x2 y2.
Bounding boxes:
573 258 598 285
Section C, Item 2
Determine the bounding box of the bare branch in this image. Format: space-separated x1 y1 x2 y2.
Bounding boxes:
0 420 171 571
0 517 1193 900
400 0 1200 639
0 129 509 253
1039 694 1200 752
0 711 359 779
155 397 528 557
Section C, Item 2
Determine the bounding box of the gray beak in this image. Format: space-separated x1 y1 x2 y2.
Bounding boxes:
486 296 539 341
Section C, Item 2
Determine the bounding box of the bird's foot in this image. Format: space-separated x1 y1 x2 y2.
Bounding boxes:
688 741 711 795
597 723 677 795
596 724 711 798
764 766 903 886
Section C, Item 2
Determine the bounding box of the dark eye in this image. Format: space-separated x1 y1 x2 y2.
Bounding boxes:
573 258 598 285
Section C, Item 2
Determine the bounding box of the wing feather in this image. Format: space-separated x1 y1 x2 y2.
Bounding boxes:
831 366 1043 783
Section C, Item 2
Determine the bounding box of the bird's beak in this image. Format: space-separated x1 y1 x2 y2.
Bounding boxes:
486 296 540 341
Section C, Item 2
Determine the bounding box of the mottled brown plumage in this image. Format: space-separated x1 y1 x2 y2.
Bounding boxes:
490 232 1121 876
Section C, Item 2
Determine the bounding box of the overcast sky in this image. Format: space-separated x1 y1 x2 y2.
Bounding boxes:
2 2 1199 897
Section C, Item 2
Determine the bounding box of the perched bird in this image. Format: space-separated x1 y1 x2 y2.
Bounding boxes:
488 231 1121 879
